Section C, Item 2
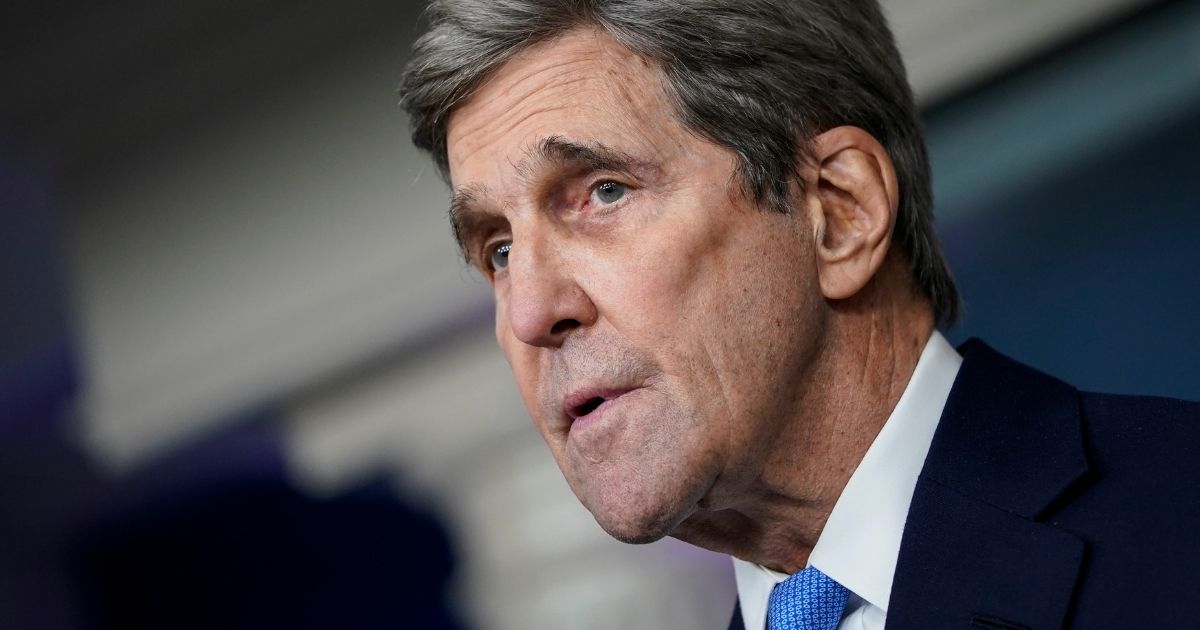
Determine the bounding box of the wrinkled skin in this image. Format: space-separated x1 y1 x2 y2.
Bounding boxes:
445 28 829 544
444 27 930 571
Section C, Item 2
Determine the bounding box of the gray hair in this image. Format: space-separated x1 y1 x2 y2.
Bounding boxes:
399 0 960 325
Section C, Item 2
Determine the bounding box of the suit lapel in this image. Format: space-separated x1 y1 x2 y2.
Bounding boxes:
887 340 1090 629
727 599 745 630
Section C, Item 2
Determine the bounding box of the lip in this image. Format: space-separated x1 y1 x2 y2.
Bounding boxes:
562 386 637 426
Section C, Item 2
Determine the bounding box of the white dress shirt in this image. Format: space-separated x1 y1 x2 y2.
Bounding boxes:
733 331 963 630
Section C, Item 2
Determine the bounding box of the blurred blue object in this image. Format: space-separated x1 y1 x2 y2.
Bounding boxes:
0 153 77 428
75 475 466 630
0 151 94 630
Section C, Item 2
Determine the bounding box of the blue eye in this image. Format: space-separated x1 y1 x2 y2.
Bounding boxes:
593 181 627 205
488 241 511 270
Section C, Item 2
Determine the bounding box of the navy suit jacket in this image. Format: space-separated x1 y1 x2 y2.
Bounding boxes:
729 339 1200 629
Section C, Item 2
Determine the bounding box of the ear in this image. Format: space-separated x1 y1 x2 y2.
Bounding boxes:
803 126 899 301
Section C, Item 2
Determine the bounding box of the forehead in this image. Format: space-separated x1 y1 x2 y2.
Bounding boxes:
445 28 686 185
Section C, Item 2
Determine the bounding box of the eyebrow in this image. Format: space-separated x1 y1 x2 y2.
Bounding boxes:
448 185 492 264
448 136 661 261
534 135 659 178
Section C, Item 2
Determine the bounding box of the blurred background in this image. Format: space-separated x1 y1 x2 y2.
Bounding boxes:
1 0 1197 628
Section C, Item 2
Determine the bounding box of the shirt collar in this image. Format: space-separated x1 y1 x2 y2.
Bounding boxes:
732 331 962 629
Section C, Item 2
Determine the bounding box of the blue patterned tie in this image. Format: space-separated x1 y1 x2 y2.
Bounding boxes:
766 567 849 630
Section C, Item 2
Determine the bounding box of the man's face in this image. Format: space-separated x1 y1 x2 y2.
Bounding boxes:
445 29 828 543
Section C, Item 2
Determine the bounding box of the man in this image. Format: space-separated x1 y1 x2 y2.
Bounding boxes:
399 1 1200 628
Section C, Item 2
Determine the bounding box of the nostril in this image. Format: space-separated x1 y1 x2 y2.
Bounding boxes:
550 318 580 335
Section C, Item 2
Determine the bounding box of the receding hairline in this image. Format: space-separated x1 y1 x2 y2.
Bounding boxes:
401 0 961 324
441 25 677 165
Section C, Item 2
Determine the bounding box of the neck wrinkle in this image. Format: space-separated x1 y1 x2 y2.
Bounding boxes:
677 276 933 572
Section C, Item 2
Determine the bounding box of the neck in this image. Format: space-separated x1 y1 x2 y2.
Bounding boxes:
672 257 934 573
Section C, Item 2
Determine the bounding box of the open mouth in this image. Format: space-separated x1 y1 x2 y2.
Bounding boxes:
572 396 606 418
563 388 633 421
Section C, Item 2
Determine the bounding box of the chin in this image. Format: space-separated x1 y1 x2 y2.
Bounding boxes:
579 476 702 546
561 428 717 545
593 511 676 545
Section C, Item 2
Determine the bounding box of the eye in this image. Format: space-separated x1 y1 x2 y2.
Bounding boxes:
592 180 627 205
487 241 511 271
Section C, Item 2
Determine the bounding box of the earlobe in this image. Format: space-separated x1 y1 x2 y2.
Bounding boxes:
806 126 899 301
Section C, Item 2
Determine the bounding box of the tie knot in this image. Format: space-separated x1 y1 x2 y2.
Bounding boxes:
767 567 849 630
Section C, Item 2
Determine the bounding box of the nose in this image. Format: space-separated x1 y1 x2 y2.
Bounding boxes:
504 234 597 348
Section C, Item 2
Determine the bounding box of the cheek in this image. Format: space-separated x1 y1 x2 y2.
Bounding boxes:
590 215 725 339
495 301 544 416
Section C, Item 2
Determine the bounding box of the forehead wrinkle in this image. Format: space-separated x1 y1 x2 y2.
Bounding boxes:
450 67 593 157
448 100 574 182
448 33 646 171
484 33 611 101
